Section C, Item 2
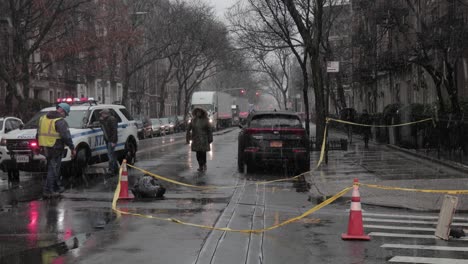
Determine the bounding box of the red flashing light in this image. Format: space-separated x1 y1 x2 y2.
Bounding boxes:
65 98 73 103
29 140 39 149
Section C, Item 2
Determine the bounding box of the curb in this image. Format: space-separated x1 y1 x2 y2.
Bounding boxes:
386 144 468 174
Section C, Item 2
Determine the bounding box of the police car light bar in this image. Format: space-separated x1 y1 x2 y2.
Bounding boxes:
56 97 98 105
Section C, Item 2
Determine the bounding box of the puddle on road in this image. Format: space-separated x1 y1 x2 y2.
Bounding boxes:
0 233 91 264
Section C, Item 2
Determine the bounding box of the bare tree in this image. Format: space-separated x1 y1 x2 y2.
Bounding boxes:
252 49 292 110
0 0 90 112
171 1 234 119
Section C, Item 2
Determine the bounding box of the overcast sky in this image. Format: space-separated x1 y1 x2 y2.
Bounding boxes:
206 0 238 20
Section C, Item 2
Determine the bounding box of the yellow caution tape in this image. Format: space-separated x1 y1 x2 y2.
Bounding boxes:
360 183 468 195
111 166 353 233
316 117 434 168
126 163 306 189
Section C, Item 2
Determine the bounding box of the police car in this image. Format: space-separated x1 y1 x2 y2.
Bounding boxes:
0 98 139 178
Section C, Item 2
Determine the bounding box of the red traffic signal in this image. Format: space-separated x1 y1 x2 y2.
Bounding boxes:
240 89 246 95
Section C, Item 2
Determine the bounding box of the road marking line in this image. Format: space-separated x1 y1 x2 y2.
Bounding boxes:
369 232 468 240
389 256 468 263
364 225 434 232
363 212 468 221
382 244 468 252
364 217 468 226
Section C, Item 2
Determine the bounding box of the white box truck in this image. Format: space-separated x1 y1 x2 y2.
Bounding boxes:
190 91 233 130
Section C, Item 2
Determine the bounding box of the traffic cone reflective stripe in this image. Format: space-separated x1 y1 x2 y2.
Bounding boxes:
342 178 370 240
118 159 133 200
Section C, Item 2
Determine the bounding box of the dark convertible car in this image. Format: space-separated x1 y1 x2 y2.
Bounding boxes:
237 111 310 174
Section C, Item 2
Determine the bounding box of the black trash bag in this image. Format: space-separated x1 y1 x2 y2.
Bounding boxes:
450 228 466 238
131 174 166 199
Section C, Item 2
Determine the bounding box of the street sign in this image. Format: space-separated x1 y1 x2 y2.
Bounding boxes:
327 61 340 73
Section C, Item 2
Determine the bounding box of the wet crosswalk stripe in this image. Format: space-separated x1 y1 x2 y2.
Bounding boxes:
388 256 468 263
369 232 468 240
363 217 468 226
363 212 468 221
382 244 468 252
364 224 434 232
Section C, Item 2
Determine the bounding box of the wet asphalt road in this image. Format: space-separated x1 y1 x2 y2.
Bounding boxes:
1 127 468 263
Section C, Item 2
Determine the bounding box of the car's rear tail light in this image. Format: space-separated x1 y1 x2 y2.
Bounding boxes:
244 147 259 152
293 148 307 153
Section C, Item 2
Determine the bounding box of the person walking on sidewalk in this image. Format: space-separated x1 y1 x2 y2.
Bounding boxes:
37 103 75 198
361 109 372 149
186 107 213 172
100 109 119 175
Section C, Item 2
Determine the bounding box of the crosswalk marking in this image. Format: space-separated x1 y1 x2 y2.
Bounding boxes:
364 225 434 232
369 232 468 240
364 217 468 226
364 212 468 221
389 256 468 263
382 244 468 252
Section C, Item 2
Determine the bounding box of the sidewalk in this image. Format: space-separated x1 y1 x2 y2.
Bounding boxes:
308 128 468 212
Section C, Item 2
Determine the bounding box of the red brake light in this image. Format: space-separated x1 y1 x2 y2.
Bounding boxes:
66 98 73 103
56 98 62 103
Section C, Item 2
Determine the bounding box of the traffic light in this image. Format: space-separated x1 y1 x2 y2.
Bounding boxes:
255 91 260 96
240 89 246 95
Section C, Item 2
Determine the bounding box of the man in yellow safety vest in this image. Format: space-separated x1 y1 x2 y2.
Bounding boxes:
37 102 76 198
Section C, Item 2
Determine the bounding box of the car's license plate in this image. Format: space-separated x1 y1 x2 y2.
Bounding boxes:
15 155 29 163
270 141 282 147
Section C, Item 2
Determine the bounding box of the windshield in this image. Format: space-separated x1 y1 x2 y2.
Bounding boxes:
192 104 213 112
23 110 89 129
249 115 303 129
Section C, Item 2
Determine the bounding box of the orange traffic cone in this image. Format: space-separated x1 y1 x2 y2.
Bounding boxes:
118 159 133 200
342 178 370 240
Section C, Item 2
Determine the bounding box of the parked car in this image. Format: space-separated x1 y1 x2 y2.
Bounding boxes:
135 119 153 139
0 117 24 173
177 115 187 131
142 119 153 138
159 117 174 134
237 111 310 174
136 120 145 139
150 118 164 136
168 116 181 133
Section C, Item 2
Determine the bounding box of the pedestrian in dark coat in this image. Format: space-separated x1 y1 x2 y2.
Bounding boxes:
186 108 213 171
361 109 372 149
100 109 119 175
